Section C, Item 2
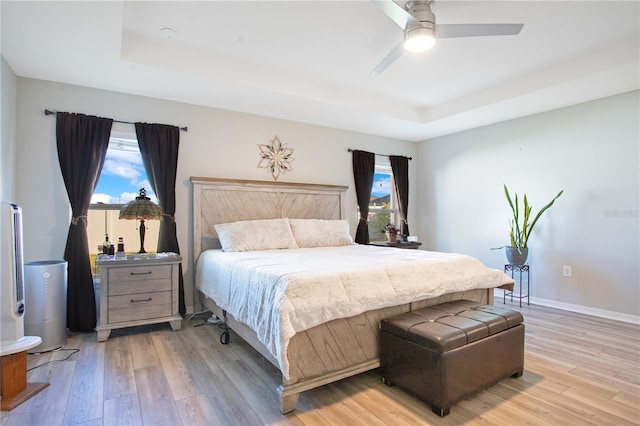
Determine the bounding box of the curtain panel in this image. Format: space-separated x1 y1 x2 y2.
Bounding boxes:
135 123 185 315
389 155 410 236
352 150 375 244
56 112 113 331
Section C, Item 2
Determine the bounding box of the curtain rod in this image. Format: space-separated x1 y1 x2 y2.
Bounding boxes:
44 109 188 132
347 148 412 160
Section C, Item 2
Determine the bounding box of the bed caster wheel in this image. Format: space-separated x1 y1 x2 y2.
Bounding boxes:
432 406 450 417
381 377 393 387
220 331 230 345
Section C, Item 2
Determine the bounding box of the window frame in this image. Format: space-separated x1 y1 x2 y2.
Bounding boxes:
367 157 397 242
87 125 159 257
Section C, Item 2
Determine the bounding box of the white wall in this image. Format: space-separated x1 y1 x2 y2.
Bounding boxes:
417 91 639 319
14 77 417 313
1 56 17 202
1 56 18 308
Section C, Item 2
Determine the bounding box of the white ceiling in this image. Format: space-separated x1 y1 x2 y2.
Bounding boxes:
2 1 639 141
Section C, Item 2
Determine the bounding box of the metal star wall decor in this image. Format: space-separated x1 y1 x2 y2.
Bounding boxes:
257 136 294 181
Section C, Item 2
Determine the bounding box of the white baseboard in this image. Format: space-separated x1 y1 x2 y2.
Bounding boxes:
531 296 640 325
493 289 640 324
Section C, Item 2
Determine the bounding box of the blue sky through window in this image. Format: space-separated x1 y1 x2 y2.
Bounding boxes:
372 172 391 198
91 138 157 204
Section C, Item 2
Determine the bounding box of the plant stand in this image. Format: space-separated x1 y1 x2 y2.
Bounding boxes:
503 264 530 307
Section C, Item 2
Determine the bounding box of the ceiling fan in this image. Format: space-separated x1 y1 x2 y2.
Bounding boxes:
371 0 524 76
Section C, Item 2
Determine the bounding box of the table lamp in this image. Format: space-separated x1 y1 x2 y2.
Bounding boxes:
119 188 163 253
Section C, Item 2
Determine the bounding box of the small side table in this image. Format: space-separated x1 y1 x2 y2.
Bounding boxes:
369 241 422 249
1 336 49 411
503 264 530 307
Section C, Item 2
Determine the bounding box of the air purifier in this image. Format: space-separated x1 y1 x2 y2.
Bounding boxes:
24 261 68 353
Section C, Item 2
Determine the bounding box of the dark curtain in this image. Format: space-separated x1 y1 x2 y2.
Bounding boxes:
390 155 410 236
56 112 113 331
135 123 185 316
352 150 375 244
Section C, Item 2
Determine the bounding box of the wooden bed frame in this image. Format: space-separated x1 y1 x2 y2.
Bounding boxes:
191 176 496 413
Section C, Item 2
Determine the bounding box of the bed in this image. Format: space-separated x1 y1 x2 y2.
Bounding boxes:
191 177 514 413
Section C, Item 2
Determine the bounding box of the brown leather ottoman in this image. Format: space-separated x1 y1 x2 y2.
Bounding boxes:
379 299 524 416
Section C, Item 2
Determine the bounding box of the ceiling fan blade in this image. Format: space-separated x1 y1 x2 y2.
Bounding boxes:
371 0 418 30
436 23 524 39
370 41 405 76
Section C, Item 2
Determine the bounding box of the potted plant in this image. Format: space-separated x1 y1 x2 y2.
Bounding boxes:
384 223 399 243
496 184 564 265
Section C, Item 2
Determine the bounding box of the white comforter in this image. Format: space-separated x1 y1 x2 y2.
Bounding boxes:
196 244 513 379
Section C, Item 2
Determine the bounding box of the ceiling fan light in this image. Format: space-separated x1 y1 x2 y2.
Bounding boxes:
404 27 436 52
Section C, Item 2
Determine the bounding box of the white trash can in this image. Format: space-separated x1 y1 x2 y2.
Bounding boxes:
24 260 67 353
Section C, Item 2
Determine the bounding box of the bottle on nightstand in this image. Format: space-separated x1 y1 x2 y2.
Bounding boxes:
116 237 125 258
102 234 110 254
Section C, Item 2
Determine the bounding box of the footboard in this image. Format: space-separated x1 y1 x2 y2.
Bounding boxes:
199 287 492 413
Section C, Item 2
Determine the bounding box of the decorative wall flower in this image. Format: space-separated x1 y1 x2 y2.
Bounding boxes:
257 136 294 181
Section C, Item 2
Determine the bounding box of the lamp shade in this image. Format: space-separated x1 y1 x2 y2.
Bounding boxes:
119 188 163 221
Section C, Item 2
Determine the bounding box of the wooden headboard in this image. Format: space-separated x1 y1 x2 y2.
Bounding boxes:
191 177 349 261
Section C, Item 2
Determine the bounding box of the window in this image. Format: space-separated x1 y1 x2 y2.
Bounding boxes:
91 134 156 205
368 158 396 241
87 126 159 260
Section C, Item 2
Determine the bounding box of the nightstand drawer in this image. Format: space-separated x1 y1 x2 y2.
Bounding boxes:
108 264 172 282
108 278 172 296
108 291 172 323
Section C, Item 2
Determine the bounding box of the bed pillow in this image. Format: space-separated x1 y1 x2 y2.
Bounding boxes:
214 218 298 252
289 219 354 248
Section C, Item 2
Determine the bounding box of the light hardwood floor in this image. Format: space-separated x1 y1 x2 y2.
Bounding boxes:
2 300 638 426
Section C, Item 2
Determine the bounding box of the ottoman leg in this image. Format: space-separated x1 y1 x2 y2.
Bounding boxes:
512 370 523 378
432 405 450 417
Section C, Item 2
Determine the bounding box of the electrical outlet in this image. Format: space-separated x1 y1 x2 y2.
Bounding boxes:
563 265 572 277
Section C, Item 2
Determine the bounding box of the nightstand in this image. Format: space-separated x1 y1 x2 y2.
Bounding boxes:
96 255 182 342
369 241 422 249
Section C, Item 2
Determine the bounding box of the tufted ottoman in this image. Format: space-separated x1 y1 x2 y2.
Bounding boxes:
379 299 524 416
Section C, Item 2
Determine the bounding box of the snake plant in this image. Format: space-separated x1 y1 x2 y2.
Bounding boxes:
501 184 564 249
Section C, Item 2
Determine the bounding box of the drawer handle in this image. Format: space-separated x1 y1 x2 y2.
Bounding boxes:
129 271 152 276
130 297 152 303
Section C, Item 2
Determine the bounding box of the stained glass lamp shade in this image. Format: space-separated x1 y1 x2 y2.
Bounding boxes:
119 188 163 253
